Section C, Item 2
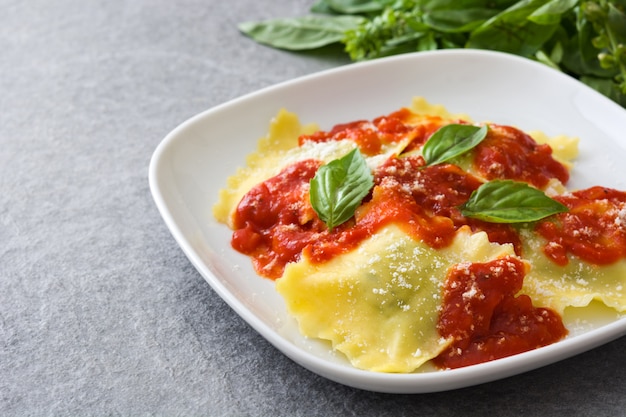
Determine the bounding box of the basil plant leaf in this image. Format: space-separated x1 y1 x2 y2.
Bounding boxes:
460 180 569 223
310 148 374 231
238 15 365 50
527 0 578 25
422 124 488 166
325 0 389 14
467 0 560 57
423 7 501 33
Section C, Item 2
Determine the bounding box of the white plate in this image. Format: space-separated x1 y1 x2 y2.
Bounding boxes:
149 49 626 393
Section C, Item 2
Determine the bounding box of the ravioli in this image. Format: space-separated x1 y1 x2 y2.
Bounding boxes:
276 225 515 372
214 109 411 227
521 230 626 315
214 109 319 226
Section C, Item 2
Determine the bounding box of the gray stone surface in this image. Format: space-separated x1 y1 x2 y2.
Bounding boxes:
1 0 624 415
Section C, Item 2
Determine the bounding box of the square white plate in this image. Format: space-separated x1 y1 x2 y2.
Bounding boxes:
149 49 626 393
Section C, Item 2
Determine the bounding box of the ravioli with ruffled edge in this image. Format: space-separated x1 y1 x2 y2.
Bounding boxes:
213 97 626 372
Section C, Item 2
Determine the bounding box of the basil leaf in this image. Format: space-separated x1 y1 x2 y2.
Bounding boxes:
310 0 339 14
422 124 488 166
423 7 501 33
467 0 560 57
460 180 569 223
238 15 365 50
527 0 578 25
326 0 389 14
310 148 374 231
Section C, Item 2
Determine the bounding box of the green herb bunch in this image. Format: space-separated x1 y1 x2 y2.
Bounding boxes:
239 0 626 106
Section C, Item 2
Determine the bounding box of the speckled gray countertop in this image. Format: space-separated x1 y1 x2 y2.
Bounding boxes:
1 1 625 415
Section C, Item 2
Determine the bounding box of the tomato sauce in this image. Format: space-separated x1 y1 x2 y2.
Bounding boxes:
232 155 524 279
231 159 325 278
373 156 522 254
536 186 626 266
473 124 570 189
434 256 567 369
231 157 459 278
298 108 444 156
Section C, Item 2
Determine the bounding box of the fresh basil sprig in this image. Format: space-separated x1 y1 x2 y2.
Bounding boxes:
460 180 569 223
422 124 488 166
310 148 374 231
238 0 626 107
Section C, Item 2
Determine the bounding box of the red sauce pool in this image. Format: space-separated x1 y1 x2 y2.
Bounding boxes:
473 124 569 189
536 186 626 266
231 155 525 279
434 256 567 369
298 108 445 156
